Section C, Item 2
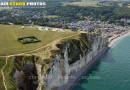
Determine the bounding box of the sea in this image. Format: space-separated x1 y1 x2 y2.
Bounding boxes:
74 35 130 90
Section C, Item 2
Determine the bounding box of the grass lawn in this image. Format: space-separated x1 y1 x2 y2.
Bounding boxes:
0 24 76 55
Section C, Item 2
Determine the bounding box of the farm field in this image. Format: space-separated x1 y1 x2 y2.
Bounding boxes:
0 7 12 11
63 1 98 7
47 15 60 18
0 24 76 55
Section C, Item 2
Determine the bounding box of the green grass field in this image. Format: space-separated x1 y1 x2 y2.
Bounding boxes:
63 1 99 7
0 7 12 11
0 24 75 55
82 0 99 2
47 15 60 18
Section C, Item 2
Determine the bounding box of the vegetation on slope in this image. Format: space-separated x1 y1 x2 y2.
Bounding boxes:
51 33 98 64
0 58 6 90
3 57 17 90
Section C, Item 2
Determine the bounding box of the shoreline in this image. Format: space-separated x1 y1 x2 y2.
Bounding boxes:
108 31 130 47
58 31 130 90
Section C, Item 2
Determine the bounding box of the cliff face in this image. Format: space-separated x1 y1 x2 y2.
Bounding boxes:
13 56 39 90
42 33 108 90
12 33 108 90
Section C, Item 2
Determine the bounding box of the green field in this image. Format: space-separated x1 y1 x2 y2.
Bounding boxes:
0 24 75 55
0 7 12 11
64 1 99 7
47 15 60 19
82 0 99 1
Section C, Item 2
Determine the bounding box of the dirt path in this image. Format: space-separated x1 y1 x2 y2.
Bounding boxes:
1 57 9 90
10 29 17 40
44 33 78 58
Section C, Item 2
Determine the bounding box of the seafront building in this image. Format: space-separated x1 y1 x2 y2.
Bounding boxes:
66 20 130 38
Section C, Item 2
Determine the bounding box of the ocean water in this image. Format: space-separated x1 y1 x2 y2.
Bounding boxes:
74 35 130 90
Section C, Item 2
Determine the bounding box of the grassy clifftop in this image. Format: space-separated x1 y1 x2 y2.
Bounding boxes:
0 24 108 90
0 24 76 55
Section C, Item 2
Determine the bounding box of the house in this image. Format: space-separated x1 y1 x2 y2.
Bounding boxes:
24 22 34 28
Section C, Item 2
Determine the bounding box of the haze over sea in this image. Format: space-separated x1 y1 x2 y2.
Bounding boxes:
74 35 130 90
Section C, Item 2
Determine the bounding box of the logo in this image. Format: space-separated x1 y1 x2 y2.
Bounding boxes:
0 1 46 7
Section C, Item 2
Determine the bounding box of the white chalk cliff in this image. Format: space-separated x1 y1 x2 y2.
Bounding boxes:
36 34 108 90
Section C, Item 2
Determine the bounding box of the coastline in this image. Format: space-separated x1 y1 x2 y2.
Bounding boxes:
58 31 130 90
108 31 130 47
